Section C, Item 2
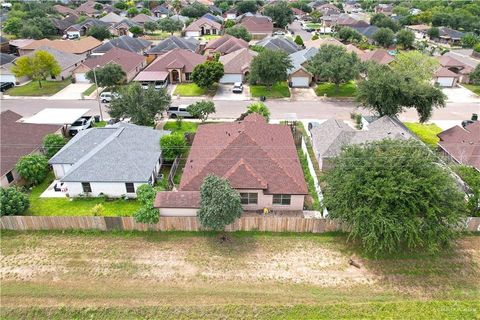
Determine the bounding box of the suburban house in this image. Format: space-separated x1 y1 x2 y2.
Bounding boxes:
304 37 363 55
351 25 380 42
131 13 159 26
375 3 393 16
184 17 222 37
1 110 61 187
437 54 476 84
435 27 464 45
152 4 171 18
224 8 237 20
27 46 85 82
91 36 152 56
238 15 273 39
99 12 124 24
316 3 341 15
437 121 480 171
169 14 190 25
73 47 146 83
75 0 104 17
204 35 249 56
322 13 369 28
344 1 363 13
65 19 110 38
48 123 170 198
218 48 257 84
291 7 306 19
310 116 413 170
434 67 459 87
0 53 19 83
202 12 223 24
18 37 102 58
134 48 206 88
146 36 199 62
405 24 430 39
8 39 35 56
0 36 9 53
360 49 395 65
53 4 77 16
109 19 142 37
51 14 78 35
287 47 318 88
154 113 308 216
256 36 301 54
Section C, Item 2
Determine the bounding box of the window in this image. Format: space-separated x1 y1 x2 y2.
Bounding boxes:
240 192 258 205
6 171 14 183
125 183 135 193
272 194 291 205
81 182 92 193
185 73 191 81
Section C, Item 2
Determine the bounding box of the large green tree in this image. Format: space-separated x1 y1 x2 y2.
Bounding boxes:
0 187 29 216
109 83 171 126
225 26 252 42
338 27 363 43
469 64 480 85
235 0 257 14
191 60 224 89
160 133 187 162
86 63 126 87
392 51 439 82
134 184 159 224
157 18 183 34
372 27 395 47
396 29 415 49
86 25 111 40
246 102 270 122
42 134 66 159
15 154 49 186
263 1 293 28
249 49 292 88
187 101 216 122
11 50 61 88
323 139 466 255
307 45 360 92
198 175 243 231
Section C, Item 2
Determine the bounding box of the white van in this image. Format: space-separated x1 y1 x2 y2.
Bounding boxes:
99 92 119 103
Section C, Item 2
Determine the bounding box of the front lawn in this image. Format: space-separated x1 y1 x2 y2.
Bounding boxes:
306 23 322 29
315 81 357 97
82 84 96 96
404 122 443 148
6 79 71 96
92 121 107 127
163 120 198 135
26 172 140 216
250 82 291 98
173 83 213 96
463 84 480 96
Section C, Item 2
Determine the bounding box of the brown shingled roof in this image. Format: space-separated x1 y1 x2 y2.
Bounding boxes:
21 37 102 55
360 49 395 65
154 191 200 208
82 47 145 73
205 35 249 55
184 17 221 32
438 122 480 170
143 48 206 73
239 16 273 34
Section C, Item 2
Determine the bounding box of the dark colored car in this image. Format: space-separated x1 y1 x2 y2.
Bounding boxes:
0 82 14 92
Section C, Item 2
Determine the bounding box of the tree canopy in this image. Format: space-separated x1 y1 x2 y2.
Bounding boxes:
470 64 480 85
249 49 292 88
396 29 415 49
392 51 439 83
181 3 208 17
0 187 29 216
235 0 258 14
160 133 187 162
370 13 399 32
225 25 252 42
187 101 216 122
15 154 49 186
109 82 171 126
338 27 363 43
86 25 111 41
157 18 183 34
134 184 159 224
191 60 224 89
246 102 270 122
11 50 61 88
263 1 293 28
43 134 66 159
86 63 126 87
372 28 395 47
322 139 466 255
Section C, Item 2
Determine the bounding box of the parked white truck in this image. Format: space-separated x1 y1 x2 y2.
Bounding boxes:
68 116 94 136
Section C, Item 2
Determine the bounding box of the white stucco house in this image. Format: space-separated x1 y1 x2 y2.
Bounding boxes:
49 123 170 198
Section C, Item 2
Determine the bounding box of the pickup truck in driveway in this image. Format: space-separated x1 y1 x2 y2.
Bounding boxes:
68 116 93 136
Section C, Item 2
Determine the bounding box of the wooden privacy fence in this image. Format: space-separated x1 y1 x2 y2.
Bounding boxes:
1 216 479 233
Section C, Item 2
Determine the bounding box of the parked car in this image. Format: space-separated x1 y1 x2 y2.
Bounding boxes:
99 92 119 103
0 82 14 92
68 116 93 136
68 34 80 40
167 105 193 118
232 82 243 93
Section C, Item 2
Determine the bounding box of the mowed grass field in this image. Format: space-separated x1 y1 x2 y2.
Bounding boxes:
1 231 479 319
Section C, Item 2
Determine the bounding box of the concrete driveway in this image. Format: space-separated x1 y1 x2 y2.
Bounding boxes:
213 84 250 101
442 86 480 103
290 87 318 101
49 83 92 100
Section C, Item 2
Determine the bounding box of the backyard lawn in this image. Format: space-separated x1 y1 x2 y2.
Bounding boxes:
404 122 443 148
163 120 198 135
6 79 71 96
26 172 140 216
463 84 480 96
82 84 96 96
315 81 357 97
1 231 479 318
250 82 291 98
173 83 210 96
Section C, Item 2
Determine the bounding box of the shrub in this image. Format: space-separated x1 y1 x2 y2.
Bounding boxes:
160 133 187 162
0 187 30 216
15 154 49 186
43 134 66 159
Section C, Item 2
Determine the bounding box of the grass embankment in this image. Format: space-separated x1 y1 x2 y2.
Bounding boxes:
1 231 479 318
82 84 96 96
315 81 357 98
404 122 443 148
250 82 291 99
463 84 480 96
6 79 71 96
27 172 140 216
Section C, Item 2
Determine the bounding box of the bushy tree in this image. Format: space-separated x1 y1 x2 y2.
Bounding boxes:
198 175 243 231
396 29 415 49
290 1 312 13
20 25 43 39
373 28 395 47
181 3 208 17
263 1 293 28
127 7 139 17
307 45 360 92
160 133 187 162
12 51 61 88
246 102 270 122
224 19 235 28
323 139 466 255
109 83 171 126
144 21 158 33
157 18 183 34
249 49 292 88
140 8 151 15
86 25 111 40
0 187 29 216
3 17 23 36
134 184 159 224
337 27 363 43
225 25 252 42
392 51 439 82
370 13 399 32
470 64 480 85
427 27 439 39
192 60 224 89
114 2 128 10
43 134 66 159
294 35 304 46
19 17 56 39
129 26 143 37
235 0 257 14
187 101 215 122
86 63 126 87
309 10 322 23
15 154 49 186
453 165 480 217
461 32 480 48
311 34 319 41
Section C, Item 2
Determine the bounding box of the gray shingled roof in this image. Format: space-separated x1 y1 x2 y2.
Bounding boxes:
93 36 152 54
351 25 379 39
256 36 301 54
148 36 199 54
0 53 15 66
49 123 170 183
33 46 84 70
288 47 318 75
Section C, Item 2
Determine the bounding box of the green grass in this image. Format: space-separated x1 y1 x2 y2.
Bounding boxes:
306 23 322 29
163 121 198 135
250 82 291 98
26 172 140 216
298 150 320 211
6 79 71 96
200 35 221 41
463 84 480 96
92 121 107 127
404 122 443 148
173 83 209 96
82 84 96 96
315 81 357 97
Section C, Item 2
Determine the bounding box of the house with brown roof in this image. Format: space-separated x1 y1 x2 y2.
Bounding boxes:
375 4 393 16
316 3 341 15
154 114 308 216
73 47 146 83
131 13 159 26
134 48 206 88
18 37 102 58
405 24 430 39
437 54 475 84
108 19 143 37
437 121 480 171
434 67 459 87
184 17 222 37
1 110 62 187
359 49 395 65
75 0 102 17
219 48 257 83
239 16 273 40
204 35 249 56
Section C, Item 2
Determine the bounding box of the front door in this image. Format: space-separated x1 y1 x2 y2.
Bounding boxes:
171 70 180 83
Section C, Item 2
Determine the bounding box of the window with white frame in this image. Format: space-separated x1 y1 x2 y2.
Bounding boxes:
272 194 291 205
240 192 258 205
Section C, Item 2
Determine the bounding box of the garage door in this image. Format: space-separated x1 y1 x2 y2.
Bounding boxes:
75 73 89 83
220 74 242 84
437 77 455 87
291 76 310 87
0 74 16 83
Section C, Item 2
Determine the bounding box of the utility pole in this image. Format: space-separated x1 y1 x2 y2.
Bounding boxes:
93 65 104 121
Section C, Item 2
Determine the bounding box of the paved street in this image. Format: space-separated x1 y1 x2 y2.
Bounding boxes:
1 98 478 125
288 20 312 41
